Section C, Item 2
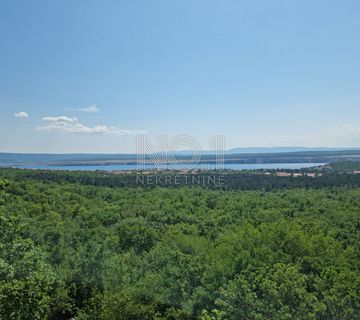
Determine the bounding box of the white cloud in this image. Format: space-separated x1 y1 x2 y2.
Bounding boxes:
336 124 360 141
42 116 78 123
337 124 360 136
14 112 29 118
77 104 99 113
37 115 146 136
331 124 360 145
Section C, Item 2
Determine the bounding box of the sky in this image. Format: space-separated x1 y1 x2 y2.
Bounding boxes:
1 0 360 153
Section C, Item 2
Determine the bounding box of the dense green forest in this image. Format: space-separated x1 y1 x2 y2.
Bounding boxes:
1 169 360 319
327 161 360 172
2 168 360 191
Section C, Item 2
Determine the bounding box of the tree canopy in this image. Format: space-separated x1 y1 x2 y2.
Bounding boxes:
0 170 360 319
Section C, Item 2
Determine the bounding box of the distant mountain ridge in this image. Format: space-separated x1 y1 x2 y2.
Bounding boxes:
164 147 360 156
1 147 360 165
0 153 138 165
227 147 356 154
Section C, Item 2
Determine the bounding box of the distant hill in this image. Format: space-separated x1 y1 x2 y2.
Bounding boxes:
1 148 360 166
153 147 360 156
226 147 356 154
0 153 137 165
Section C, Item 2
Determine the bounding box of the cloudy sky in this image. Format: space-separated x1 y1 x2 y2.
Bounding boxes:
1 0 360 153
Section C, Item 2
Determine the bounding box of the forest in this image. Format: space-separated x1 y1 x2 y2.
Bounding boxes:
1 168 360 319
2 167 360 191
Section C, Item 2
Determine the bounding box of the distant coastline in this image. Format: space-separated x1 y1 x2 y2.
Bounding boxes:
1 149 360 168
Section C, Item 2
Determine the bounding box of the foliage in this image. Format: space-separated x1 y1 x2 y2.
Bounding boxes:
0 171 360 319
329 161 360 172
2 167 360 191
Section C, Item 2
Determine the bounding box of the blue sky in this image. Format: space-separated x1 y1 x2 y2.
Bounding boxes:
1 0 360 153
